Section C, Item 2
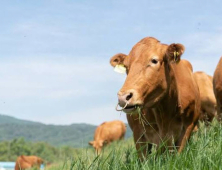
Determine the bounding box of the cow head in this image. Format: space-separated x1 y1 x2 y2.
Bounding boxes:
88 140 107 154
110 37 184 113
37 157 44 165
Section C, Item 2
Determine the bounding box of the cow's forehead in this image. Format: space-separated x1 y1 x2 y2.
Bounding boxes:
138 37 160 44
129 41 165 62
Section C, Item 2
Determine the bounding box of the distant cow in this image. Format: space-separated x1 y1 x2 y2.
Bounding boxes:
110 37 200 159
193 71 216 122
89 120 126 154
213 57 222 121
15 155 44 170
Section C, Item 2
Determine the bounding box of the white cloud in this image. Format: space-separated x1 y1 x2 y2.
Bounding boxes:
0 57 125 99
0 56 127 125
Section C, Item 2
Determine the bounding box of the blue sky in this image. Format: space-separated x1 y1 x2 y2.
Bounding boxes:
0 0 222 125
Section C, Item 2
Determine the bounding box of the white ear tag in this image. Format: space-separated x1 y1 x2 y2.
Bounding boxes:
114 64 126 74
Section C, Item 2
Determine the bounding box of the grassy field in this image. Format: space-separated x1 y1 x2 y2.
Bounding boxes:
44 120 222 170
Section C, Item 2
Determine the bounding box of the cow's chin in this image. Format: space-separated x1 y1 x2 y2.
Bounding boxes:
123 105 142 114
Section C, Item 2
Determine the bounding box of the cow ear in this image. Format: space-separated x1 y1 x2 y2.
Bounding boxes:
88 141 94 146
110 53 127 67
166 43 185 63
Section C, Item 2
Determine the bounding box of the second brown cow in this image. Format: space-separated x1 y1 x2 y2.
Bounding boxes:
193 71 216 122
89 120 126 154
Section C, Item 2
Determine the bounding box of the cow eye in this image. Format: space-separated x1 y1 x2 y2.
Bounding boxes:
151 59 158 64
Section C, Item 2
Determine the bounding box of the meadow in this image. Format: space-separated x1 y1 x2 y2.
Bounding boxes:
44 120 222 170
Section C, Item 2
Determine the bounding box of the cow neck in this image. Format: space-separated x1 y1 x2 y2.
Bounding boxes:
158 61 182 117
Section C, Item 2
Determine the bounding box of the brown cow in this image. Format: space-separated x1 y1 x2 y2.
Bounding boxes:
193 71 216 123
110 37 200 159
15 155 44 170
213 57 222 121
89 120 126 154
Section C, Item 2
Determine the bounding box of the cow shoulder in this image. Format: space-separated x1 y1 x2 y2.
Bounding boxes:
181 59 193 72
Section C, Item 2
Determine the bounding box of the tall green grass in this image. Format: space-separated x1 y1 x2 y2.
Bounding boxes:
46 120 222 170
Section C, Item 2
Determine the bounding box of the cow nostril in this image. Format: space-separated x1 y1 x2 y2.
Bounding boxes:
126 93 133 101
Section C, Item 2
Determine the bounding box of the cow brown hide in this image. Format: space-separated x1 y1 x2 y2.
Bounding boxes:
193 71 216 122
89 120 126 154
14 155 43 170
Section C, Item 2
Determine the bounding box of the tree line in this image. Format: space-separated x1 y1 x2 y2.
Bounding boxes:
0 138 84 162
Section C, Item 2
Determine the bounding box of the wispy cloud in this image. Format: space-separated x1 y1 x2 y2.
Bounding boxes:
42 104 127 125
0 57 125 99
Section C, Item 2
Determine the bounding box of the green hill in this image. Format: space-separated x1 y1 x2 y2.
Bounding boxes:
0 114 132 148
0 114 42 125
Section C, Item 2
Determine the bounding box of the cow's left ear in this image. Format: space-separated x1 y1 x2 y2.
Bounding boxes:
110 53 127 67
166 43 185 63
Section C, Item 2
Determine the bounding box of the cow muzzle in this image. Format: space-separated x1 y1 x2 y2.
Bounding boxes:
116 91 142 114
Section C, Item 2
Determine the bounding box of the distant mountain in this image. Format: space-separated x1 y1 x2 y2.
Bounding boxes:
0 114 132 148
0 114 42 125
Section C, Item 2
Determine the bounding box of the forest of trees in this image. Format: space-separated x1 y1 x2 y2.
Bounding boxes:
0 138 83 162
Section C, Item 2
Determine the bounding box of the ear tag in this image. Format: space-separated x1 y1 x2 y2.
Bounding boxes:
173 51 180 62
114 64 126 74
